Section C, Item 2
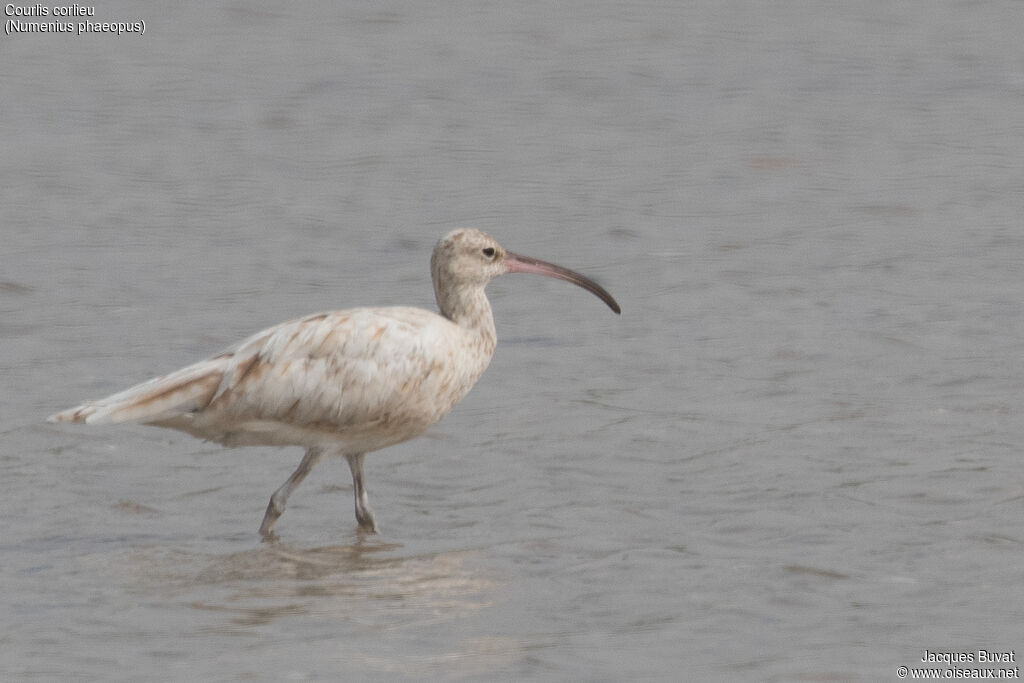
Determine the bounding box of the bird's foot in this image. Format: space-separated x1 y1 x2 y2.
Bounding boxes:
355 506 378 534
259 501 282 539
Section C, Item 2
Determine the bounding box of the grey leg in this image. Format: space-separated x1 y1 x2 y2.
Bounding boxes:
345 452 377 533
259 446 325 538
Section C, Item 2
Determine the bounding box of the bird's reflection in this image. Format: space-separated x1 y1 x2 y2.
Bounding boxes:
145 540 520 679
129 538 493 628
122 538 518 676
194 537 407 585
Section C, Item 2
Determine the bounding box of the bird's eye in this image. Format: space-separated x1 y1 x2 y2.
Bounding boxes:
482 247 495 259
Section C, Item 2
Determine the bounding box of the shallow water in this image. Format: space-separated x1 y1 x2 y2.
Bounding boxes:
3 1 1024 680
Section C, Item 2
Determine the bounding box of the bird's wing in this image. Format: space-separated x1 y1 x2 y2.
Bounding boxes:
48 307 461 434
207 307 460 431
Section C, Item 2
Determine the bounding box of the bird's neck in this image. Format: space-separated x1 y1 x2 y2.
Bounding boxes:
436 284 497 354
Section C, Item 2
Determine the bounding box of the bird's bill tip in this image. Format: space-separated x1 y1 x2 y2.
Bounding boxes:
504 252 621 314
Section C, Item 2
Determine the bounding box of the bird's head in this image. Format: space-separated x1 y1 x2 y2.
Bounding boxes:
431 228 620 315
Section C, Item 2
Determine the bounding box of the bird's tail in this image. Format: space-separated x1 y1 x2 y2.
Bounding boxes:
47 357 228 426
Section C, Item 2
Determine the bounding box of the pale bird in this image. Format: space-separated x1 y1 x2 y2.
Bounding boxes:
48 229 620 537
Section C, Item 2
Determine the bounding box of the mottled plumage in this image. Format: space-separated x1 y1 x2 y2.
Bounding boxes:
49 229 620 536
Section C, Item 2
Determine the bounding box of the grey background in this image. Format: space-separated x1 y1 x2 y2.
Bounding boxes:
3 1 1023 680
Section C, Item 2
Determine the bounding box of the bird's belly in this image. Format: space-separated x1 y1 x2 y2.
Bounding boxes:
211 418 435 451
171 382 469 452
166 403 437 450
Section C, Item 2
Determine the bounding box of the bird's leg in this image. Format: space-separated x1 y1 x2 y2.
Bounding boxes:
259 446 325 538
345 452 377 533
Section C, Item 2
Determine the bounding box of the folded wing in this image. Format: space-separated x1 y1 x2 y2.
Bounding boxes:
48 307 470 446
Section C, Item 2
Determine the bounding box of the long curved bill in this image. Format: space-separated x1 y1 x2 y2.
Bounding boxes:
504 252 621 314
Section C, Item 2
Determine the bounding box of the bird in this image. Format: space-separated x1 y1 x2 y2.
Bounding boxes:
48 228 620 537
